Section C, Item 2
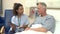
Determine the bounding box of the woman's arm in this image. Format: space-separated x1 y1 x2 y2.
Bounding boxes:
9 22 16 32
18 24 28 30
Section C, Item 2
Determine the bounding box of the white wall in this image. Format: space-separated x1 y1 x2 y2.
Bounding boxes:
2 0 30 17
47 9 60 22
2 0 60 21
2 0 60 23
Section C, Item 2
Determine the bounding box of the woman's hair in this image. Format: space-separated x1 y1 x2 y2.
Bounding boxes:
13 3 23 16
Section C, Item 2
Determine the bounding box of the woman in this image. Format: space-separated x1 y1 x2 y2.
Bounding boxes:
10 3 29 33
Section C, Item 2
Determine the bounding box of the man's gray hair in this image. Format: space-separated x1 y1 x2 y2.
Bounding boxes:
37 2 47 8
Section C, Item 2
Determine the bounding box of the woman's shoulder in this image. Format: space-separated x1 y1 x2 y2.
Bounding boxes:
11 16 17 19
22 14 29 18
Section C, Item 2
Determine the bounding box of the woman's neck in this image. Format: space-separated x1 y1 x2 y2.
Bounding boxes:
18 14 22 18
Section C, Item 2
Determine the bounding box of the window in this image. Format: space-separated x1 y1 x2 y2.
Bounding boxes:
0 0 2 14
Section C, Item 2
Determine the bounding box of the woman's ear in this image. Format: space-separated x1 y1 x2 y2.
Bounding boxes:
16 10 18 13
16 10 18 12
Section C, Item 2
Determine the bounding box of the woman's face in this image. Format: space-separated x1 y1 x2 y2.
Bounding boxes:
16 6 24 15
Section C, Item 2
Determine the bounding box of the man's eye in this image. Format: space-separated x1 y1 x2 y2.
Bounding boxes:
37 8 39 9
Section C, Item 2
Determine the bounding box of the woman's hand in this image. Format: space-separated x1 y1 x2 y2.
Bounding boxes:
18 25 28 29
18 25 24 29
9 23 16 32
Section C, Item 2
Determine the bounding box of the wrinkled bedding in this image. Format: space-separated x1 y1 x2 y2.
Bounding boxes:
15 24 52 34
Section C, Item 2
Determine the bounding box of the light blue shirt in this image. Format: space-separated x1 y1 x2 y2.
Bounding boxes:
11 14 29 32
30 14 55 33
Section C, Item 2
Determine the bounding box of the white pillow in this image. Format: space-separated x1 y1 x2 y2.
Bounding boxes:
30 24 43 28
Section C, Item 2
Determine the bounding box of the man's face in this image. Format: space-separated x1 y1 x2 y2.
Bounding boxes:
37 4 45 15
17 6 24 15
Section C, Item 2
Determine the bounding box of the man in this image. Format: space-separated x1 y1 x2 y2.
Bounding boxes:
28 2 55 33
15 2 55 34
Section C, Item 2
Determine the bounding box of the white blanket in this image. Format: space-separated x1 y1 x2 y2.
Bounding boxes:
15 24 52 34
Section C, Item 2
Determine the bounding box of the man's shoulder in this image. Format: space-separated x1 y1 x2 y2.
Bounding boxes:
47 14 54 19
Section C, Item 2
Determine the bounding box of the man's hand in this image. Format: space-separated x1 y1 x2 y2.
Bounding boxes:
24 27 30 31
18 26 23 29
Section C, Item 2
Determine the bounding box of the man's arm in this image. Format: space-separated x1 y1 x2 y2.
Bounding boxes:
24 27 47 32
29 16 55 33
30 27 47 32
24 27 30 31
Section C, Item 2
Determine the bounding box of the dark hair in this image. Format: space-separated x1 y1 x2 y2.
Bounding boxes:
13 3 23 15
37 2 47 7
